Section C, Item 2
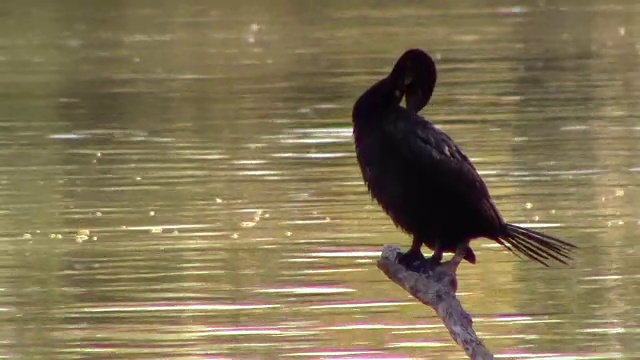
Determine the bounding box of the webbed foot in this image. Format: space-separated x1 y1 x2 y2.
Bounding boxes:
397 250 441 273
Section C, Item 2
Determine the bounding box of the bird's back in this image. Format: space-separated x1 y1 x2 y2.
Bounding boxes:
354 106 504 244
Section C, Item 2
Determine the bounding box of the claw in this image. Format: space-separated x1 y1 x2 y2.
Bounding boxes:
398 251 441 273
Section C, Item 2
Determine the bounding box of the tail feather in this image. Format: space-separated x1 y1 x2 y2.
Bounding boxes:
497 223 577 266
508 232 569 265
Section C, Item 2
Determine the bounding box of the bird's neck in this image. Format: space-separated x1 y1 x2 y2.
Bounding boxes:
352 77 399 125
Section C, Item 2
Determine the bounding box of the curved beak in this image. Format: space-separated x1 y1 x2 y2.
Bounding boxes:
406 89 425 113
403 75 425 112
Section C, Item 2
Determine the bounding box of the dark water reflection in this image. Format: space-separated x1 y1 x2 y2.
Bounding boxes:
0 0 639 359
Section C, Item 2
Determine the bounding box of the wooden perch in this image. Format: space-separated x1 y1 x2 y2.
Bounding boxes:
377 245 494 360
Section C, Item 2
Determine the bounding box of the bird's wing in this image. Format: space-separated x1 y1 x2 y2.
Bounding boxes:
388 110 503 226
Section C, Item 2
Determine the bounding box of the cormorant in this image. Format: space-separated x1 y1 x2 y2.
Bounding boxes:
352 48 576 272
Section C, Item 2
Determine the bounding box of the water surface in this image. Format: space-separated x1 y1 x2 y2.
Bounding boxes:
0 1 639 359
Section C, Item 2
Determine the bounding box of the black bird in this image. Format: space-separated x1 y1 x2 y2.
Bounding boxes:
352 48 576 271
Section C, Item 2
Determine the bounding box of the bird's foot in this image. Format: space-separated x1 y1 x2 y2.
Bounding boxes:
397 251 441 274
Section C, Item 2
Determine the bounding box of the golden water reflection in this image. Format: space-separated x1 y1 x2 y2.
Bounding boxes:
0 0 639 359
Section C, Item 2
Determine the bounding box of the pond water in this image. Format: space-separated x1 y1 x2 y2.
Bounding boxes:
0 1 639 359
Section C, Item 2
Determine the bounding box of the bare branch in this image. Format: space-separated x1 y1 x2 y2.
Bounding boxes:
377 245 494 360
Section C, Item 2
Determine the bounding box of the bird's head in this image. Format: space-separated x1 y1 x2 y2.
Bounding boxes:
390 48 437 113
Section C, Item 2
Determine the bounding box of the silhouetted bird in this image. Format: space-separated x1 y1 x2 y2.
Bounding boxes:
352 48 576 271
